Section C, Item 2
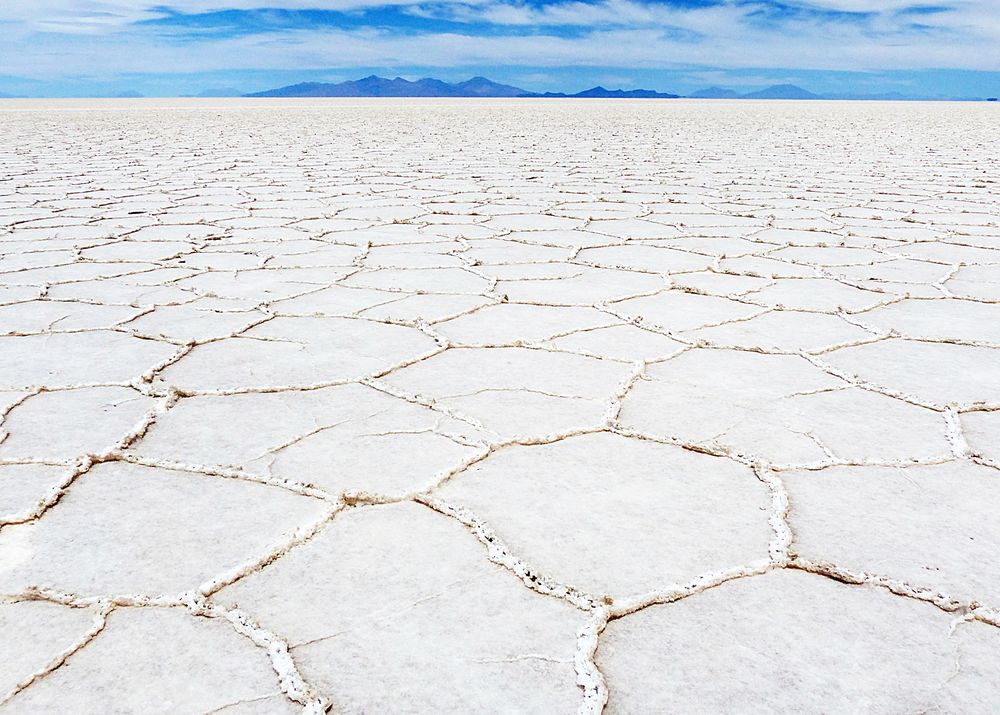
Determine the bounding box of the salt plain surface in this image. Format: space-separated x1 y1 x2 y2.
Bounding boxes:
1 98 999 713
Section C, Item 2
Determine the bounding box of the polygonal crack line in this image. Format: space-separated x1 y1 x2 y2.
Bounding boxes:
788 558 1000 630
359 378 490 434
204 603 332 714
73 307 278 351
614 356 982 474
834 309 886 336
0 386 45 443
396 423 797 712
2 587 332 714
704 329 896 358
162 344 450 399
802 348 1000 412
573 562 776 715
895 291 1000 308
971 453 1000 473
117 451 336 502
435 334 633 364
411 494 601 611
574 553 1000 715
0 597 112 707
775 451 965 474
1 499 342 711
0 390 177 528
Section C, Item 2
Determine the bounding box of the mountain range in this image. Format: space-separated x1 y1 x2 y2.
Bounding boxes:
246 75 680 98
244 76 995 100
248 76 527 98
0 76 986 100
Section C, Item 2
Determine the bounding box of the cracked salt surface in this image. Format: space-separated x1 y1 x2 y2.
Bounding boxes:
1 98 999 713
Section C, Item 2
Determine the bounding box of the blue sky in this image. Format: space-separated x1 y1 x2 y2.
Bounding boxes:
1 1 998 97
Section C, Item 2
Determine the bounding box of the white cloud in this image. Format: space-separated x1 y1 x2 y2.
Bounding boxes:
0 0 477 31
788 0 948 11
0 0 998 80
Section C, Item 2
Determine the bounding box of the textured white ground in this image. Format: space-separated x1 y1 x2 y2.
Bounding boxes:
1 98 999 714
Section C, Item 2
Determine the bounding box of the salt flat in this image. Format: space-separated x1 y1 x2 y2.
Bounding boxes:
1 98 999 713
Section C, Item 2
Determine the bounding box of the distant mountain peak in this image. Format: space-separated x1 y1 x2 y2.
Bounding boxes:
688 86 740 99
688 83 822 100
736 84 820 100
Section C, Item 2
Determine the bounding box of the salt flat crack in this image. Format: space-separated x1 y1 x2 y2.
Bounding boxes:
0 601 113 707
